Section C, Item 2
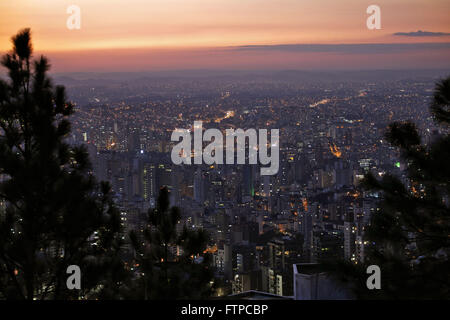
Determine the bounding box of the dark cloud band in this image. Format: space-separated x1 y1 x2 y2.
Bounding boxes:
393 30 450 37
233 42 450 54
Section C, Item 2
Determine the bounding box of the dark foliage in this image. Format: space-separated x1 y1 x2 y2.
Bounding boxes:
325 76 450 299
129 187 215 299
0 29 127 299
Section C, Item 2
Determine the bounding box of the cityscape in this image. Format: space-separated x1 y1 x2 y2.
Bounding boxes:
59 69 446 298
0 0 449 305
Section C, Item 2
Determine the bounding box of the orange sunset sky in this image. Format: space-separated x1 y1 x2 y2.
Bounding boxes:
1 0 450 71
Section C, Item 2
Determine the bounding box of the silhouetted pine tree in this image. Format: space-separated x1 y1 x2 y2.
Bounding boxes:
0 29 127 299
327 76 450 299
129 187 214 299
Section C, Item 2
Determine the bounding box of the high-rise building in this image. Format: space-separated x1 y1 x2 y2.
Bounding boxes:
194 168 205 204
242 164 255 199
142 162 156 202
344 221 357 262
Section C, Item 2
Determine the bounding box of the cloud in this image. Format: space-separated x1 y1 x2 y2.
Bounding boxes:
393 30 450 37
234 43 450 54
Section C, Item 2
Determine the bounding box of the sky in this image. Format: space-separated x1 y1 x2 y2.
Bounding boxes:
1 0 450 71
